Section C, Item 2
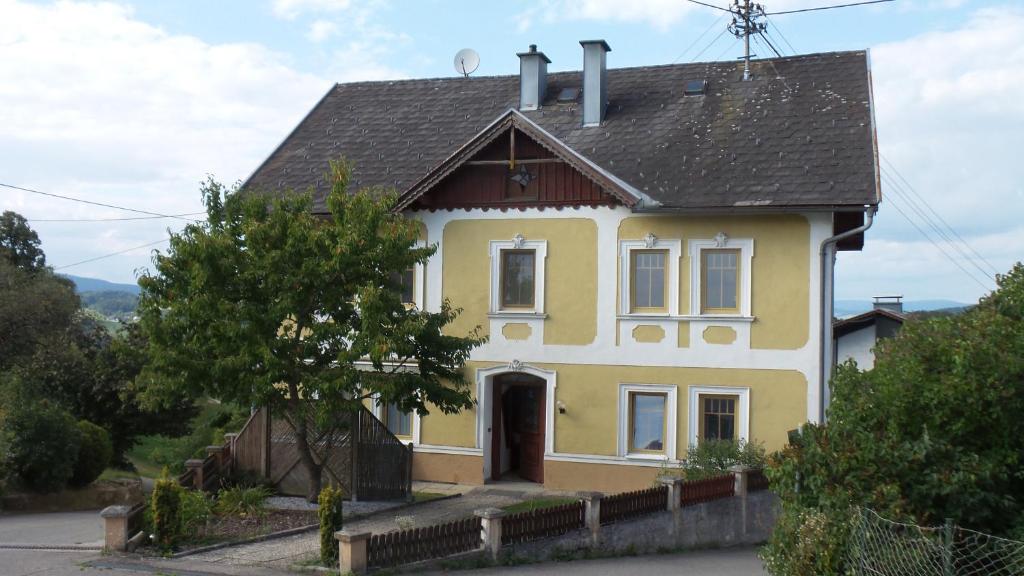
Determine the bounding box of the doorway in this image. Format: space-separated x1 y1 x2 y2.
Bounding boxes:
490 373 546 483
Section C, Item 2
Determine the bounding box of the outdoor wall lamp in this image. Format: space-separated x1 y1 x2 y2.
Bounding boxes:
556 400 567 414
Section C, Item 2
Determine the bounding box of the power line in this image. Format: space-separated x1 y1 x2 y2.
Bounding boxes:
880 186 993 293
765 0 893 16
53 238 171 271
881 167 997 282
0 182 202 223
674 13 729 63
684 0 732 12
756 31 783 57
714 38 742 62
691 26 731 62
28 212 205 223
765 16 798 54
881 157 1001 276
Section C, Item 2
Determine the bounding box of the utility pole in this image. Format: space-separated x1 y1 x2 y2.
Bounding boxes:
728 0 766 81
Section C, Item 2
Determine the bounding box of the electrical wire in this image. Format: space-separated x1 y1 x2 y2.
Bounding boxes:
691 26 731 62
881 157 1001 276
684 0 732 12
765 0 893 16
879 173 993 291
881 167 997 282
28 212 206 223
765 16 798 55
673 13 729 63
53 238 171 271
756 31 783 57
0 182 202 223
713 38 742 62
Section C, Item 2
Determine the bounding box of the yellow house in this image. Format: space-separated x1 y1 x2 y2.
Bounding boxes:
245 42 880 493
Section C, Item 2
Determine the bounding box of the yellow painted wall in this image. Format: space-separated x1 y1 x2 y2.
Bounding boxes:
618 215 810 350
416 361 807 458
631 325 665 343
703 325 737 345
442 218 597 346
413 452 484 485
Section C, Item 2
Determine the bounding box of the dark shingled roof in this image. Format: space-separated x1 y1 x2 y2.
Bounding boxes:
245 50 880 213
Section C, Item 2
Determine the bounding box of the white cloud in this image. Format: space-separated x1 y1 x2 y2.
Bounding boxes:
515 0 699 32
272 0 352 20
307 19 338 42
835 5 1024 302
0 1 348 281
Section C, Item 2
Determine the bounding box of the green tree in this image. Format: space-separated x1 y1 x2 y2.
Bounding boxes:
763 262 1024 575
0 259 80 370
137 162 484 500
0 210 46 271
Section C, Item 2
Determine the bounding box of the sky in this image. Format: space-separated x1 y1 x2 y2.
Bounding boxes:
0 0 1021 303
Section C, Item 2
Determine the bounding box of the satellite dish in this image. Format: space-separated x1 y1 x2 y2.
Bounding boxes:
454 48 480 77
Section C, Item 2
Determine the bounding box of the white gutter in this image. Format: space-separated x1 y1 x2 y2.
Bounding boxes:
818 206 876 422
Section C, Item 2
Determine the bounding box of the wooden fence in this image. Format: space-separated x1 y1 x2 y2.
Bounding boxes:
181 404 412 501
502 501 586 544
367 517 482 568
680 474 735 507
600 485 669 524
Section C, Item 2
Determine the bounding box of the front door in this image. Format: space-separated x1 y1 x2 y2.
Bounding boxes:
490 375 545 483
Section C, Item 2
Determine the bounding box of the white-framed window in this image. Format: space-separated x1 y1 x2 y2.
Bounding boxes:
383 401 413 438
687 385 750 448
688 235 753 317
489 236 547 315
619 235 682 316
618 383 677 460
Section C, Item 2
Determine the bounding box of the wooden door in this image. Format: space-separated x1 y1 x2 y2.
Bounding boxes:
516 386 545 483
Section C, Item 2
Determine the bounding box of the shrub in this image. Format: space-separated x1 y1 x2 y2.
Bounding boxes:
179 488 213 539
70 420 113 487
664 439 766 481
152 473 183 549
215 485 272 517
319 484 345 565
219 469 274 492
3 401 82 493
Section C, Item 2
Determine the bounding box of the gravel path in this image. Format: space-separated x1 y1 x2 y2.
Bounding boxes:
189 487 547 570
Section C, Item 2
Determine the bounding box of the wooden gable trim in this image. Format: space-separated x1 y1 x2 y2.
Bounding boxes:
395 109 643 211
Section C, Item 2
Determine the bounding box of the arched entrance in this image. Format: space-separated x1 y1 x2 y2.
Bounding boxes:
490 372 547 483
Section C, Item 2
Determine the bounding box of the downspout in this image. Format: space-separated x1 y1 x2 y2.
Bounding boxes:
818 206 876 422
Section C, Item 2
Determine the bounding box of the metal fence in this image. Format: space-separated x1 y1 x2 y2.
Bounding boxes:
850 508 1024 576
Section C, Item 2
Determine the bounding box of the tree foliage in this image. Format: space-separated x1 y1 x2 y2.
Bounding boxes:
137 162 485 499
0 259 80 369
0 210 46 271
763 262 1024 575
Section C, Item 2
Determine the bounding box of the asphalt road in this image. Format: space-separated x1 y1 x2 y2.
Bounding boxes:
0 510 104 548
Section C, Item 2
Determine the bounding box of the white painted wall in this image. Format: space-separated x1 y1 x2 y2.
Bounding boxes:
836 324 877 370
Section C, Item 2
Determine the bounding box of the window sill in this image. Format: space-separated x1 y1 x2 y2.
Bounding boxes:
488 312 548 319
617 314 755 323
623 452 669 462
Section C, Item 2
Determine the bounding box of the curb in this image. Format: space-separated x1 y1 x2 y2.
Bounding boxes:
169 493 462 559
0 542 104 551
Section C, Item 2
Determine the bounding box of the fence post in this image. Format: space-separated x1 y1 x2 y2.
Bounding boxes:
184 459 204 491
206 445 227 478
100 505 131 552
336 530 371 575
579 491 603 547
406 442 415 503
730 465 752 539
475 507 507 560
659 477 684 542
942 518 954 576
350 410 360 503
223 433 238 472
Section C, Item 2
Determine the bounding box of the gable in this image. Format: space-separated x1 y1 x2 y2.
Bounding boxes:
407 125 620 211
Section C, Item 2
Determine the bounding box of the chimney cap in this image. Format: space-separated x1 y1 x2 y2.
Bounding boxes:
579 39 612 52
517 45 551 63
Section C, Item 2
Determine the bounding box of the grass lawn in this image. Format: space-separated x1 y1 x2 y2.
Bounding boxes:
502 497 579 514
98 468 142 482
413 491 447 503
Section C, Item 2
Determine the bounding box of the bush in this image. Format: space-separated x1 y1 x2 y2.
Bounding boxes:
152 473 183 549
70 420 113 487
3 401 82 493
664 439 766 481
215 485 272 517
179 489 213 539
319 484 344 565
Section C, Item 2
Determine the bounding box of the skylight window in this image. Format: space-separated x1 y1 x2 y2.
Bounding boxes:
684 79 707 96
557 87 580 102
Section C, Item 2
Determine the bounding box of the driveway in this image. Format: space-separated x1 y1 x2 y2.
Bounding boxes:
0 510 104 549
418 546 768 575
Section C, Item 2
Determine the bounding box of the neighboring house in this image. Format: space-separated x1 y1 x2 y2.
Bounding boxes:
834 296 905 370
244 41 881 493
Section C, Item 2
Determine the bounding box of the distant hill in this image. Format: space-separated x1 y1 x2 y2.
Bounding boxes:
835 299 971 318
63 274 141 295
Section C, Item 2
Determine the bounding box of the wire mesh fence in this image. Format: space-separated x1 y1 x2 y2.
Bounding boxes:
849 508 1024 576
